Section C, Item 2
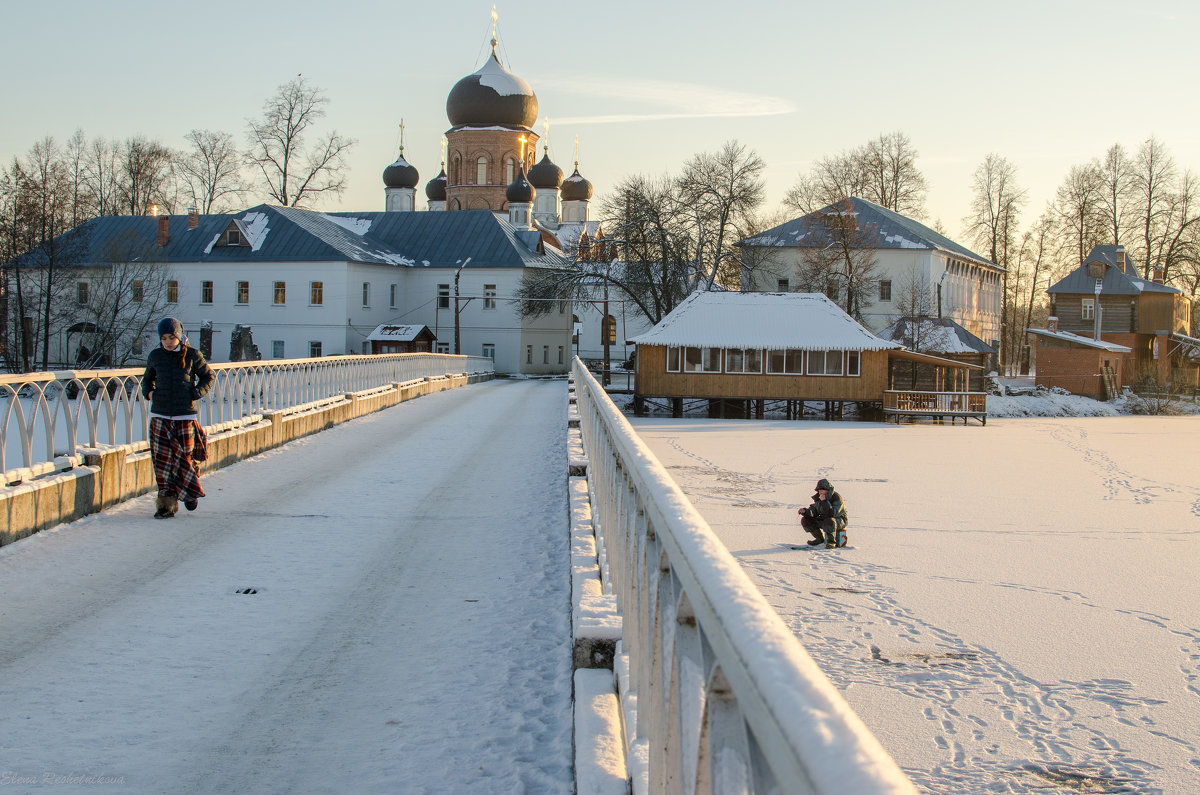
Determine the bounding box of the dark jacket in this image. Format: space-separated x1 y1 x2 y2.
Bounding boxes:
142 344 214 417
804 487 848 530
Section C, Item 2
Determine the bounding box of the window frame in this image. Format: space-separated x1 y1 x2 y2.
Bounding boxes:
273 281 286 306
667 346 682 372
236 280 250 305
484 284 497 310
201 280 214 305
76 281 89 305
308 341 323 358
807 349 845 376
879 280 892 302
438 284 450 309
766 348 804 375
310 281 324 306
1082 297 1095 320
682 346 721 373
132 280 144 303
272 340 285 358
725 347 763 374
362 282 370 308
166 280 178 304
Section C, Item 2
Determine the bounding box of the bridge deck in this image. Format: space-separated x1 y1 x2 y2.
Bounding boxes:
0 379 573 793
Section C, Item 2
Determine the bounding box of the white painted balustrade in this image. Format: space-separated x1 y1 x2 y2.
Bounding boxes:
572 359 916 795
1 353 493 485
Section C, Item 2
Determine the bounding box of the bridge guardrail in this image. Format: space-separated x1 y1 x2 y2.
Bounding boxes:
573 357 915 795
2 353 494 486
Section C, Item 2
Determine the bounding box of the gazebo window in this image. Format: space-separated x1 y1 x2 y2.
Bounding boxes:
667 346 681 372
766 349 804 374
846 350 861 377
683 346 721 373
808 350 844 376
725 348 762 374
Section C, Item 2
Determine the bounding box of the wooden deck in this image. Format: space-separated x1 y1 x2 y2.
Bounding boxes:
883 390 988 425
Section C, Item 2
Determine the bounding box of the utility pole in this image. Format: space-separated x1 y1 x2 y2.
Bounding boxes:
454 258 470 355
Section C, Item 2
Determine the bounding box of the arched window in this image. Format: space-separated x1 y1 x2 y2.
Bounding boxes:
505 158 515 184
476 157 488 185
451 155 461 186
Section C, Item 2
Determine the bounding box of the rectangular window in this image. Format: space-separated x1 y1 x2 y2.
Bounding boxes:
484 284 497 310
526 345 533 364
227 228 243 246
166 280 178 304
482 343 495 359
807 350 844 376
272 340 285 358
237 281 249 304
776 278 790 292
683 346 721 373
309 341 322 358
767 349 804 374
725 348 763 374
667 346 681 372
438 284 450 309
390 283 397 309
558 345 564 365
362 282 370 307
879 280 892 302
77 281 89 304
132 280 144 303
436 342 450 354
201 280 213 304
274 281 286 305
846 350 861 377
311 281 323 306
543 345 549 364
1082 298 1094 320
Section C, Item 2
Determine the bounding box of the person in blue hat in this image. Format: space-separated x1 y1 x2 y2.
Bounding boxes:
141 317 214 518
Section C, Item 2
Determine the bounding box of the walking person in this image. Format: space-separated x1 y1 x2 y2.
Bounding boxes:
142 318 214 519
799 478 848 548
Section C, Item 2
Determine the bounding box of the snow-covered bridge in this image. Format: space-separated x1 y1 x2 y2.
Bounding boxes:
0 373 913 794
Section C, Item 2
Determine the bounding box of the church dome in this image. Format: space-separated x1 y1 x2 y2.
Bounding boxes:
506 167 535 204
425 168 447 201
382 150 419 189
528 149 563 189
561 166 593 201
446 51 538 129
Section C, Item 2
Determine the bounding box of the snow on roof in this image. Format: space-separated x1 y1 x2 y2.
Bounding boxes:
476 54 534 98
879 318 994 355
1026 327 1132 352
631 292 901 351
366 323 432 342
321 214 372 236
240 212 270 251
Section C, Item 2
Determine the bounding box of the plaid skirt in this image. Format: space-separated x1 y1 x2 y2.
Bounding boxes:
149 417 206 502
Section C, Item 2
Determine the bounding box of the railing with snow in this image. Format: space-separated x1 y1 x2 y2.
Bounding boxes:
1 353 494 486
883 390 987 424
573 358 915 795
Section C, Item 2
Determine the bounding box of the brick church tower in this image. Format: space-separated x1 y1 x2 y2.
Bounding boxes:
443 40 539 211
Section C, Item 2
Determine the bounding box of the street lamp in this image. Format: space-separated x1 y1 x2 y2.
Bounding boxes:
1093 278 1102 341
453 257 471 355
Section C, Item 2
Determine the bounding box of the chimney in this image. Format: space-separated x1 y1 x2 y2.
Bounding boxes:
187 206 199 230
156 214 170 247
1047 316 1059 333
1152 267 1164 284
1115 246 1126 273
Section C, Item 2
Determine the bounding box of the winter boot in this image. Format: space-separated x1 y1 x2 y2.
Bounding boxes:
155 495 178 519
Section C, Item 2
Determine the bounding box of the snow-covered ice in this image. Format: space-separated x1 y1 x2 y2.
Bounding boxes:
630 413 1200 794
0 379 573 794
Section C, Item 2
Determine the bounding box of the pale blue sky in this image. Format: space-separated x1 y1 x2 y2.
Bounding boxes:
3 0 1196 242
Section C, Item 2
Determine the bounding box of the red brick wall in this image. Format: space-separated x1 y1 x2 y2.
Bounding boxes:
445 129 538 211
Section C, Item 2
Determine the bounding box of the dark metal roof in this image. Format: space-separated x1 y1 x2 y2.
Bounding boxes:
1047 245 1179 295
10 205 567 270
877 317 995 355
739 197 998 270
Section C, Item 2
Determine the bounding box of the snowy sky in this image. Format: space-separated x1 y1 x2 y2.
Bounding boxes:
3 0 1197 239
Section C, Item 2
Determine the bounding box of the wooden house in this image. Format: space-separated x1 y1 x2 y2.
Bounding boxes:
366 323 437 354
1040 245 1197 395
630 292 903 417
878 317 995 392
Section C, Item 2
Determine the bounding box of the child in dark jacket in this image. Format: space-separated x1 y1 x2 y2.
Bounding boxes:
799 478 848 548
141 317 214 518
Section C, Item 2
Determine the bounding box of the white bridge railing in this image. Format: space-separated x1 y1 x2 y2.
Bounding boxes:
2 353 494 486
573 359 915 794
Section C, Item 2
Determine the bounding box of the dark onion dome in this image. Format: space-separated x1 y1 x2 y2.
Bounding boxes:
382 150 419 189
505 166 535 204
425 168 447 201
561 165 593 201
446 51 538 129
528 148 563 189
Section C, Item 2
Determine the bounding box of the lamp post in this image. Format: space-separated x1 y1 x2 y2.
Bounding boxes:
1093 278 1102 341
453 257 470 355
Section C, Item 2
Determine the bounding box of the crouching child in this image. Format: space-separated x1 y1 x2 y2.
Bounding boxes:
799 478 848 548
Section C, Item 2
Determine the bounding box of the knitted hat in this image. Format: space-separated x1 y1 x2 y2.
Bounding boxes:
157 317 184 338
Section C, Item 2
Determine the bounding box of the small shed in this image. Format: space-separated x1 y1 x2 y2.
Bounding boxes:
630 292 901 416
1026 326 1132 400
366 323 437 354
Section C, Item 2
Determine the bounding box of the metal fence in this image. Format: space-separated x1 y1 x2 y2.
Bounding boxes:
2 353 494 485
573 358 915 794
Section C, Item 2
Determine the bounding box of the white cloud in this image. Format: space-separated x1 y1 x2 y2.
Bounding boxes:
536 76 796 125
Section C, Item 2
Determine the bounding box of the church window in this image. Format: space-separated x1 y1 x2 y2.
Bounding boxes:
506 158 515 184
476 157 488 185
451 156 461 185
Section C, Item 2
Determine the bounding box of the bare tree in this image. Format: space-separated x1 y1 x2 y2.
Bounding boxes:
784 131 927 217
178 129 246 213
794 199 880 319
964 154 1026 368
1054 162 1105 268
245 76 356 207
85 137 122 217
677 140 765 290
1096 143 1134 246
119 136 175 215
